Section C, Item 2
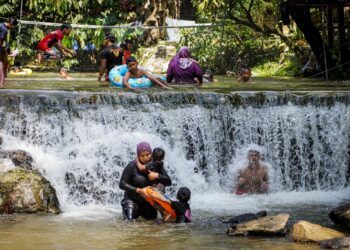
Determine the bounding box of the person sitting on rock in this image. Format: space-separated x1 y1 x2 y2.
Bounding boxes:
234 149 269 195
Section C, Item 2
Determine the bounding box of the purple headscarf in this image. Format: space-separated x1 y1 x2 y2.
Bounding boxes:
136 142 152 157
175 46 193 69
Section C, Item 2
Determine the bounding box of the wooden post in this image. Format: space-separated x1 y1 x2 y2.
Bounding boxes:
338 2 345 65
327 7 333 49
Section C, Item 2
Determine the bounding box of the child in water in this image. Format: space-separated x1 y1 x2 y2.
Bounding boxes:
169 187 192 223
59 67 71 80
123 56 172 90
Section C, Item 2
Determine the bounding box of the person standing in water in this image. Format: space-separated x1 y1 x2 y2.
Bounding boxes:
0 17 18 86
119 142 172 221
37 23 77 64
235 149 269 195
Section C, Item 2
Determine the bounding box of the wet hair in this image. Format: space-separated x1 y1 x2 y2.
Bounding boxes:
60 67 68 73
153 148 165 162
126 56 137 65
248 149 260 155
177 187 191 203
60 23 72 31
8 17 18 26
14 61 21 68
125 39 132 44
107 33 116 43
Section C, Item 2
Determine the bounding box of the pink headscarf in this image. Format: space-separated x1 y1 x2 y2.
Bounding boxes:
136 142 152 157
175 46 193 70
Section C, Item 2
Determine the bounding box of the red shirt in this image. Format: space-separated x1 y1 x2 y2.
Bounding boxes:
38 30 64 51
123 49 131 64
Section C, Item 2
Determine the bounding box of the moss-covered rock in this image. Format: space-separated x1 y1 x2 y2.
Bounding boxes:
329 203 350 229
0 168 60 214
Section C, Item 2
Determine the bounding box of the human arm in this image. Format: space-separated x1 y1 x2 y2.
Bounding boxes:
122 71 134 90
151 165 172 186
142 69 172 89
56 40 77 56
98 59 107 81
166 63 174 83
193 63 203 86
258 167 269 193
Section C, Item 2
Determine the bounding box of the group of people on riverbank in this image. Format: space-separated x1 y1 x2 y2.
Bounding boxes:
0 19 252 88
119 141 269 223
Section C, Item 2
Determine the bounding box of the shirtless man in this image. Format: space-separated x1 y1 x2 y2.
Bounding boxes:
123 56 172 90
235 149 269 195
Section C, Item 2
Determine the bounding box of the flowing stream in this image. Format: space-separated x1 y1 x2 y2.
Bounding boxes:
0 90 349 249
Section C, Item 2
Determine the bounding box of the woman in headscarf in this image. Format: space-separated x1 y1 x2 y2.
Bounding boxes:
119 142 172 220
166 46 203 85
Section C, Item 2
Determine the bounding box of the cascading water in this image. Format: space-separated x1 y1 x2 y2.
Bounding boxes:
0 90 349 213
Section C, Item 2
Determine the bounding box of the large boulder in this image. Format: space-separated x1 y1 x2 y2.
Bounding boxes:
0 150 34 170
136 41 177 74
0 168 60 214
227 214 289 236
320 237 350 249
292 220 345 243
329 203 350 229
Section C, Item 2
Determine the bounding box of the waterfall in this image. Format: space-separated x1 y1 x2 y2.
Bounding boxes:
0 90 349 210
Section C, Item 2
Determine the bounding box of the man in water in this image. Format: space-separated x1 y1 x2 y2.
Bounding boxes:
37 23 77 64
0 17 18 86
237 67 252 82
235 149 269 195
98 33 123 82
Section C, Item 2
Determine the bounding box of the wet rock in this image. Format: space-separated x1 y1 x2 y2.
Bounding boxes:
136 41 177 74
227 214 289 236
0 168 60 214
223 210 267 228
329 203 350 229
292 220 345 243
0 150 34 170
320 237 350 249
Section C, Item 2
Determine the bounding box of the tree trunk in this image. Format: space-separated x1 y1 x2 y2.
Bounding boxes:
140 0 180 45
289 6 344 79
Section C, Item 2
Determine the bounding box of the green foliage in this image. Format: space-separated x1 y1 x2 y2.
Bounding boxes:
180 23 281 74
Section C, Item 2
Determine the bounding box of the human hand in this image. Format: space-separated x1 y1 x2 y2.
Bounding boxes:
148 171 159 181
9 49 19 57
71 50 77 56
238 177 246 185
137 187 150 198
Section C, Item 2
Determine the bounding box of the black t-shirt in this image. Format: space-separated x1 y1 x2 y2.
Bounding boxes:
100 46 124 72
0 23 8 44
171 200 191 223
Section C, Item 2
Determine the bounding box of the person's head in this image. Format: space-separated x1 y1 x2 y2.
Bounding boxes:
137 142 152 164
203 69 213 82
240 67 251 82
177 187 191 203
107 33 116 44
153 148 165 163
60 23 72 36
247 149 261 166
125 39 132 50
6 17 17 29
178 46 191 59
126 56 138 73
59 67 69 78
